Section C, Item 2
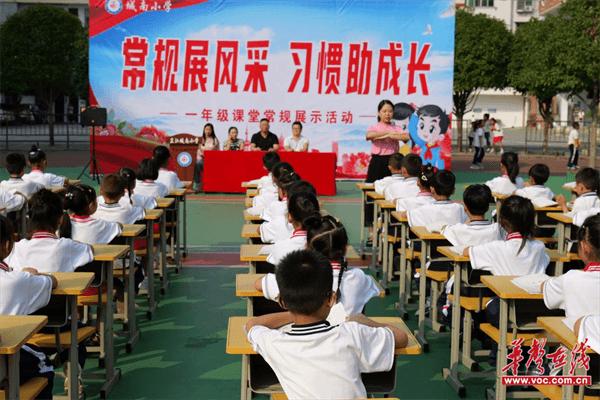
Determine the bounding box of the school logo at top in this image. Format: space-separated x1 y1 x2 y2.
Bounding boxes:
105 0 122 15
177 152 193 168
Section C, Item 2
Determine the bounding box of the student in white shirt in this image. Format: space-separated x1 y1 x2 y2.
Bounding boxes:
374 153 405 194
542 214 600 330
261 170 300 223
257 215 380 318
470 119 485 169
22 145 68 188
283 121 309 152
567 121 580 170
0 153 44 198
260 180 315 244
63 184 122 245
263 192 320 266
117 167 157 209
94 174 145 224
407 170 467 232
485 151 524 196
135 158 169 199
514 163 556 207
153 145 184 191
0 215 57 399
247 161 291 216
395 163 435 212
246 250 408 400
5 189 94 273
575 315 600 354
384 153 422 201
556 167 600 217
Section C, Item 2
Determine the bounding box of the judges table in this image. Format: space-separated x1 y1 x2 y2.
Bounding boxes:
203 150 337 195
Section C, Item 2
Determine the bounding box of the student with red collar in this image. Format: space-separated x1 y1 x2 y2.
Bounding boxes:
0 215 57 400
93 174 145 224
22 145 68 188
260 170 300 223
556 167 600 217
246 250 407 399
135 158 169 199
542 214 600 331
395 164 436 213
0 153 44 198
484 152 524 196
153 145 184 192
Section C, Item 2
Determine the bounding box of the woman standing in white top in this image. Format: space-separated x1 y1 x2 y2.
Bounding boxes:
194 123 220 193
283 121 309 152
567 121 580 170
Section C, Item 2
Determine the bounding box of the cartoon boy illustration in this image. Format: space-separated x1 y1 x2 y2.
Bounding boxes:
408 104 449 169
393 102 415 147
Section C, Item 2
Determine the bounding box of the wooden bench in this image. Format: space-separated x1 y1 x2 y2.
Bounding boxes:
0 377 48 400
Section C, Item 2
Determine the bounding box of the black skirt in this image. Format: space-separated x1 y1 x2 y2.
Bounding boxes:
364 154 392 226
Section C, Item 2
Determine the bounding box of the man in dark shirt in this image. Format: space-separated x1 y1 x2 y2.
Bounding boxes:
250 118 279 151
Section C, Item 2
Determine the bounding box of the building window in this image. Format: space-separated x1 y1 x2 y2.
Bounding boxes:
488 108 497 113
517 0 534 11
467 0 494 7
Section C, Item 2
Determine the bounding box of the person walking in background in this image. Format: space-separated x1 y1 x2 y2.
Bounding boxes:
491 118 504 155
483 113 492 152
470 120 485 170
567 121 580 170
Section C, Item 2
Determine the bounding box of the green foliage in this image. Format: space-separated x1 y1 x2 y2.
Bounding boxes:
0 5 87 103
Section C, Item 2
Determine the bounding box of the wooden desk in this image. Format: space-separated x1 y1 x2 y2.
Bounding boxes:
243 210 263 223
548 212 573 255
241 224 261 240
390 211 411 318
169 186 189 264
356 182 374 191
52 272 94 296
156 197 175 208
92 244 129 262
240 244 361 264
143 208 164 320
481 275 543 400
154 202 171 294
120 224 145 238
376 199 400 292
0 316 47 400
246 189 258 198
368 192 386 279
367 192 385 201
242 181 258 189
356 182 375 257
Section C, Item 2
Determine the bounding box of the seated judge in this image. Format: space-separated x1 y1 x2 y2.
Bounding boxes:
284 121 309 152
251 118 279 151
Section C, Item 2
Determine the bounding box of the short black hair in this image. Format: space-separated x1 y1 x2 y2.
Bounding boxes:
101 174 125 200
272 162 294 181
259 118 270 124
576 167 600 193
28 145 46 165
463 184 493 216
288 192 320 227
263 152 281 172
277 170 301 193
276 249 333 315
388 153 404 170
292 121 303 130
286 180 316 198
28 189 64 233
137 158 159 181
431 170 455 197
5 153 26 175
153 145 171 167
402 154 423 177
528 163 550 185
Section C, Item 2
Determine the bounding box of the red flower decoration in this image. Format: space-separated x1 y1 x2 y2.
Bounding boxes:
136 125 169 143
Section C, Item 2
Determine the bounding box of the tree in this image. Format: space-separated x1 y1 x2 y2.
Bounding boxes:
555 0 600 167
508 17 569 154
0 5 87 145
453 9 512 151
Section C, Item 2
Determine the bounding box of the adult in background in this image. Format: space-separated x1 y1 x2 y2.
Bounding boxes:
567 121 581 170
251 118 279 151
483 113 492 152
283 121 309 152
194 123 220 192
223 126 244 151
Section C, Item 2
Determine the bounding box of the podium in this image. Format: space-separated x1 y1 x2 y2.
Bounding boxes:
168 134 199 182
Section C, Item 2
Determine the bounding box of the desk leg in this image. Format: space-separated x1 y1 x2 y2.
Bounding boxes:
370 202 380 273
100 260 121 399
494 299 509 400
415 241 429 351
68 295 79 400
558 222 566 255
443 261 466 396
7 351 20 400
183 195 188 258
160 212 168 296
565 224 572 253
381 209 390 289
126 237 140 353
397 223 408 319
359 191 366 257
175 197 182 271
241 354 250 400
146 220 156 320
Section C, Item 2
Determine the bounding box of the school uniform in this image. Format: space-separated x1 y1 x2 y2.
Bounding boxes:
0 262 55 399
98 193 157 210
374 174 404 195
384 177 419 202
261 197 287 222
249 173 273 189
543 263 600 329
485 175 525 196
578 315 600 354
514 185 556 208
0 177 44 198
22 169 65 188
247 189 279 216
264 229 307 265
247 320 395 399
568 192 600 217
395 191 435 212
469 233 550 276
260 216 293 244
134 180 169 199
0 188 25 213
5 232 94 273
407 200 468 232
70 215 122 245
572 207 600 227
157 168 184 192
93 201 146 225
261 262 380 315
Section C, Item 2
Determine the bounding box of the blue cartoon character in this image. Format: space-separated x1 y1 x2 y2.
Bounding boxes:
408 104 449 169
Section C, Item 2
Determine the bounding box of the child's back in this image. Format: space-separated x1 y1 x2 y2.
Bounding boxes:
93 201 145 224
0 178 44 198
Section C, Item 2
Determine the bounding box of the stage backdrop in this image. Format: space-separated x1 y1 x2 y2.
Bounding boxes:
89 0 455 176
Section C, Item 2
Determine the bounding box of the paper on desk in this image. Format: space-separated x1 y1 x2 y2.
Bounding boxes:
259 245 274 255
563 181 576 189
511 274 551 294
531 198 558 208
